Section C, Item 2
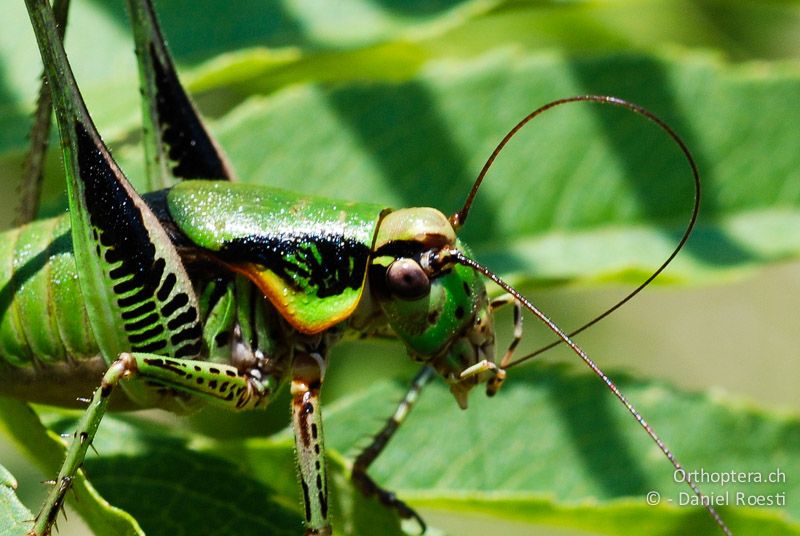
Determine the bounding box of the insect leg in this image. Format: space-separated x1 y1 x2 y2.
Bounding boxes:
31 355 131 536
26 0 203 382
483 295 523 395
352 365 434 532
490 294 523 368
17 0 70 225
125 0 236 188
31 353 275 536
291 352 331 536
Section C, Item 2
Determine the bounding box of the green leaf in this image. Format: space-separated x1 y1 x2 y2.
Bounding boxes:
0 1 798 535
38 414 402 536
5 363 797 535
0 463 33 536
317 364 800 535
0 399 143 536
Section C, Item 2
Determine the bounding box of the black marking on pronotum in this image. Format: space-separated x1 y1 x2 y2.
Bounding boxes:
149 44 229 180
219 232 370 299
74 121 201 356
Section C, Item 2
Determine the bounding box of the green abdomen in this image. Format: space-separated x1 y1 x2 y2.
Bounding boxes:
0 215 98 367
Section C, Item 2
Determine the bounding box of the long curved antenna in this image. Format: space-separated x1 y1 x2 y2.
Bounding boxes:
447 249 732 536
452 96 700 368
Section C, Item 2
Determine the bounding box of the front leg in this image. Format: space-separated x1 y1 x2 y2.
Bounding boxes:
351 366 433 532
291 352 331 536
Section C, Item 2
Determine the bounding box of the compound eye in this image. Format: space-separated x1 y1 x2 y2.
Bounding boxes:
386 258 431 300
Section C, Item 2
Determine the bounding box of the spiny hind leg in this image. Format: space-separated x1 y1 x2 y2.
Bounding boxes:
351 365 434 532
30 354 131 536
18 0 70 225
30 353 273 536
125 0 235 187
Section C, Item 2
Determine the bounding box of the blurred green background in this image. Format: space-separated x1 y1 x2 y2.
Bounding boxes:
0 1 798 535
